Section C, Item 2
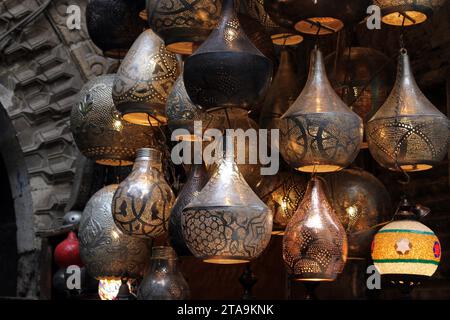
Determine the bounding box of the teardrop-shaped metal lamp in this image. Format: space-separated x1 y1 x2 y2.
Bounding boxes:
86 0 146 59
264 0 371 35
374 0 446 26
113 29 180 126
169 162 209 256
183 0 273 111
367 49 450 172
182 152 273 264
243 0 303 46
280 47 363 173
283 177 348 282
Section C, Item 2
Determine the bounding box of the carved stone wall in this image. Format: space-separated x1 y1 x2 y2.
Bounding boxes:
0 0 114 297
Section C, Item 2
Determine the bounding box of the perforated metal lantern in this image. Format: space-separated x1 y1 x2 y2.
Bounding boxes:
182 153 273 264
374 0 447 26
183 0 273 111
327 47 395 123
367 49 450 172
79 185 151 280
113 29 180 126
169 163 209 256
280 48 363 173
112 148 175 239
243 0 303 46
324 168 392 259
146 0 221 55
264 0 371 35
86 0 146 59
70 75 156 166
283 177 348 281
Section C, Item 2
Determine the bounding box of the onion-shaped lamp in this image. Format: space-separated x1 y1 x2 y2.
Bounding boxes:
264 0 371 35
146 0 222 55
280 47 363 173
113 29 180 126
169 162 209 256
54 232 83 268
112 148 175 239
371 198 441 284
327 47 395 123
367 49 450 172
183 0 273 111
79 185 151 280
86 0 146 59
283 177 348 281
70 75 156 166
374 0 447 26
138 246 190 300
324 168 392 259
256 170 308 235
182 151 273 264
243 0 303 46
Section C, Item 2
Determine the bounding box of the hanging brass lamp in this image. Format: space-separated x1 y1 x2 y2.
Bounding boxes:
323 168 392 259
327 47 395 123
374 0 447 26
79 185 151 280
367 49 450 172
145 0 222 55
283 177 348 282
183 0 273 111
243 0 303 46
86 0 146 59
169 162 209 256
113 29 180 126
259 48 302 138
264 0 371 35
182 151 273 264
280 47 363 173
112 148 175 239
70 75 157 166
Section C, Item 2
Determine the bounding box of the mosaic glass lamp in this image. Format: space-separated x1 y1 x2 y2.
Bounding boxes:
70 75 156 166
113 29 180 126
280 47 363 173
182 151 273 264
366 49 450 172
112 148 175 239
372 198 441 283
374 0 447 26
283 177 347 281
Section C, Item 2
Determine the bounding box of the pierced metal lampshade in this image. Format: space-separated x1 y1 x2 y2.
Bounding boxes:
372 220 441 279
280 48 363 173
79 185 151 280
367 49 450 172
259 48 301 145
264 0 371 35
86 0 146 59
146 0 221 55
182 152 273 264
283 177 348 282
183 0 273 111
256 170 308 235
112 148 175 239
323 168 392 259
169 162 209 256
327 47 395 123
374 0 447 26
243 0 303 46
113 29 180 126
70 75 156 166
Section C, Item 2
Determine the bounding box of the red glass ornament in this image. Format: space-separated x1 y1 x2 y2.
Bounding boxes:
54 231 83 268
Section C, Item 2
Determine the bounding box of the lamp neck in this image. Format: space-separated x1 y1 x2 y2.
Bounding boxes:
133 148 162 171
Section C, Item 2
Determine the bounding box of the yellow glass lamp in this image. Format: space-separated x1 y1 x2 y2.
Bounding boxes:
374 1 447 26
